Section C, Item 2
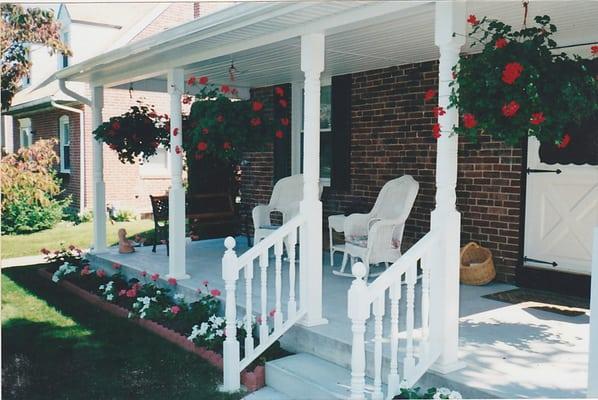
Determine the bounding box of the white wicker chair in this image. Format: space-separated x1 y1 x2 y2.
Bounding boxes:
337 175 419 279
252 174 304 246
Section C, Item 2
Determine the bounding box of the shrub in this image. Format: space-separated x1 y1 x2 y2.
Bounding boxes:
1 139 70 234
111 209 136 222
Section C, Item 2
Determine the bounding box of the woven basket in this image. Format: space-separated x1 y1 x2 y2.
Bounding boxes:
460 242 496 285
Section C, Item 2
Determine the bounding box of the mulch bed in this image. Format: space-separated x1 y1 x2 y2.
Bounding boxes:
483 287 589 317
37 268 265 392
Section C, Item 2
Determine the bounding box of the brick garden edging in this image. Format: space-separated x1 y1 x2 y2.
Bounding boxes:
37 268 265 392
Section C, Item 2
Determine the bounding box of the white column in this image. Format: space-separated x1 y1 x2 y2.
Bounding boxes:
298 33 327 327
588 227 598 397
430 0 466 374
167 68 189 280
91 85 106 253
290 81 302 175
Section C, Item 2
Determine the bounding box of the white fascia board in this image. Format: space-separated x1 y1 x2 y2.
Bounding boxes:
80 1 432 88
109 4 170 49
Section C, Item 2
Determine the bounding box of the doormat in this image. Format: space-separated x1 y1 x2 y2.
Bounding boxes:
483 288 589 317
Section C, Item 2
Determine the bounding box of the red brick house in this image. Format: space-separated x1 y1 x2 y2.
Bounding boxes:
3 2 232 215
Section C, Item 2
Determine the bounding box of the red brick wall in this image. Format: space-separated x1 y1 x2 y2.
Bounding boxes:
131 3 195 42
242 61 523 283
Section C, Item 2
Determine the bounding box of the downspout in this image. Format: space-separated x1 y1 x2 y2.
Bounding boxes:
55 79 93 213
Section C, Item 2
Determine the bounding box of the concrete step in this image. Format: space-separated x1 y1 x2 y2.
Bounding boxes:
243 386 292 400
266 353 356 399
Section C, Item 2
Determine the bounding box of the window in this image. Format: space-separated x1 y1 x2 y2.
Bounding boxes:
299 84 333 185
59 115 70 172
18 118 32 148
21 46 31 87
140 146 169 177
58 31 69 69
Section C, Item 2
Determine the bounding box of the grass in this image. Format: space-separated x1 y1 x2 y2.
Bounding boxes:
1 265 244 400
1 220 155 259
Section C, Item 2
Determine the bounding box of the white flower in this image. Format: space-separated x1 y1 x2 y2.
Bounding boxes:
99 285 105 290
106 294 114 301
156 290 161 295
438 388 451 396
140 312 146 319
215 329 224 337
449 391 462 399
52 274 60 283
433 393 441 400
174 293 185 301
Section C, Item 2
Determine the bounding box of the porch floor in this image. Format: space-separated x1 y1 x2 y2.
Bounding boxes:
88 238 590 398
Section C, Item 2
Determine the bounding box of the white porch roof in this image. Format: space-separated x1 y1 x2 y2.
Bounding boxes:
55 1 598 90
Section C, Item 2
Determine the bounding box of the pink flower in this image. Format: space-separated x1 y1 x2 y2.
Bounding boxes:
432 106 446 118
252 101 264 112
278 98 288 108
171 305 181 315
198 76 208 85
220 85 231 94
256 316 263 324
274 86 285 97
275 130 284 139
151 273 160 281
132 283 142 291
175 145 182 155
202 280 209 287
96 269 106 278
80 266 90 276
187 76 196 86
112 263 121 270
196 288 202 294
591 45 598 56
119 289 127 296
168 277 177 286
501 100 520 118
126 289 137 298
269 309 276 318
140 271 147 277
280 117 289 126
173 128 179 136
210 289 221 297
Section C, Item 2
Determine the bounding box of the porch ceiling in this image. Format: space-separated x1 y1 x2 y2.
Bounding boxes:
57 1 598 91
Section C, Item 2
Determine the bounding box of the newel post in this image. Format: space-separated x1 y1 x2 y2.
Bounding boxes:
430 0 466 374
222 237 240 391
167 68 189 280
91 85 106 253
348 262 370 400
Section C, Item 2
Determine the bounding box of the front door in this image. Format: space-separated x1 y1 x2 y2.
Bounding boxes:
524 137 598 275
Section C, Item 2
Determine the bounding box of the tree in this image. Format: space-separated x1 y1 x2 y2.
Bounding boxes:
1 4 71 110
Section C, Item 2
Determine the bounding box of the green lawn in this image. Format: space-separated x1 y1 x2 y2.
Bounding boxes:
1 265 244 400
1 220 155 259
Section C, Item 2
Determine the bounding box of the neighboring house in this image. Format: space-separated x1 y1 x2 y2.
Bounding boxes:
3 2 232 215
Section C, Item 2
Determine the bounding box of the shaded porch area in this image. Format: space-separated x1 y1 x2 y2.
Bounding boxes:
88 239 590 398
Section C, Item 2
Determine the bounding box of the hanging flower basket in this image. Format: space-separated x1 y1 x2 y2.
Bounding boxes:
449 14 598 147
93 101 170 164
183 77 284 162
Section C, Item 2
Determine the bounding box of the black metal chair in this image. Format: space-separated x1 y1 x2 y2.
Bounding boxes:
149 195 169 256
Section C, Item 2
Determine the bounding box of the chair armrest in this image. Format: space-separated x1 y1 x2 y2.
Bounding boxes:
252 204 273 229
344 213 371 239
367 219 405 251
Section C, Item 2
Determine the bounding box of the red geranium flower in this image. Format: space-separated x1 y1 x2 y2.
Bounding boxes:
424 89 436 102
197 141 208 151
502 62 524 85
274 86 285 96
112 121 121 130
175 145 182 155
280 117 289 126
132 283 142 291
250 117 262 127
112 262 121 270
168 277 177 286
195 153 204 160
210 289 221 297
591 45 598 56
182 96 192 105
151 273 159 281
198 76 208 85
275 130 284 139
171 305 181 315
201 127 209 135
187 76 196 86
173 128 179 136
530 112 545 125
252 101 264 112
558 133 571 149
495 38 508 49
467 14 479 25
462 113 478 129
119 289 127 297
220 85 230 94
126 288 137 298
96 269 106 278
216 115 224 123
432 106 446 118
432 123 441 139
501 100 520 118
279 98 288 108
140 270 147 277
223 141 232 150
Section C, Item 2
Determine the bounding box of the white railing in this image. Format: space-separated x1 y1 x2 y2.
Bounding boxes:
348 230 443 400
221 215 307 391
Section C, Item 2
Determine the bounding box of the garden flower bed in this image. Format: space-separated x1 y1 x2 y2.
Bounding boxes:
38 245 289 392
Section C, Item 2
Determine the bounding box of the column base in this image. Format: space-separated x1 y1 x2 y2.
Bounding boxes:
430 359 466 375
297 316 328 327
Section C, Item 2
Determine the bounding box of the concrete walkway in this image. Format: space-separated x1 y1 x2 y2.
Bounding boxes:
1 254 47 268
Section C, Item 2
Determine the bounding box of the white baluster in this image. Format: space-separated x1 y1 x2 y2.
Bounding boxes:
404 266 417 381
244 260 254 355
388 280 402 397
287 228 298 319
259 250 268 344
274 239 284 330
372 295 385 400
348 262 370 400
419 257 431 359
222 237 240 391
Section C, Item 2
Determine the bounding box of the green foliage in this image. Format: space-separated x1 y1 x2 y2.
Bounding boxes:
111 209 136 222
1 139 70 234
183 77 277 162
450 15 598 146
393 387 462 399
92 101 170 164
1 4 71 110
